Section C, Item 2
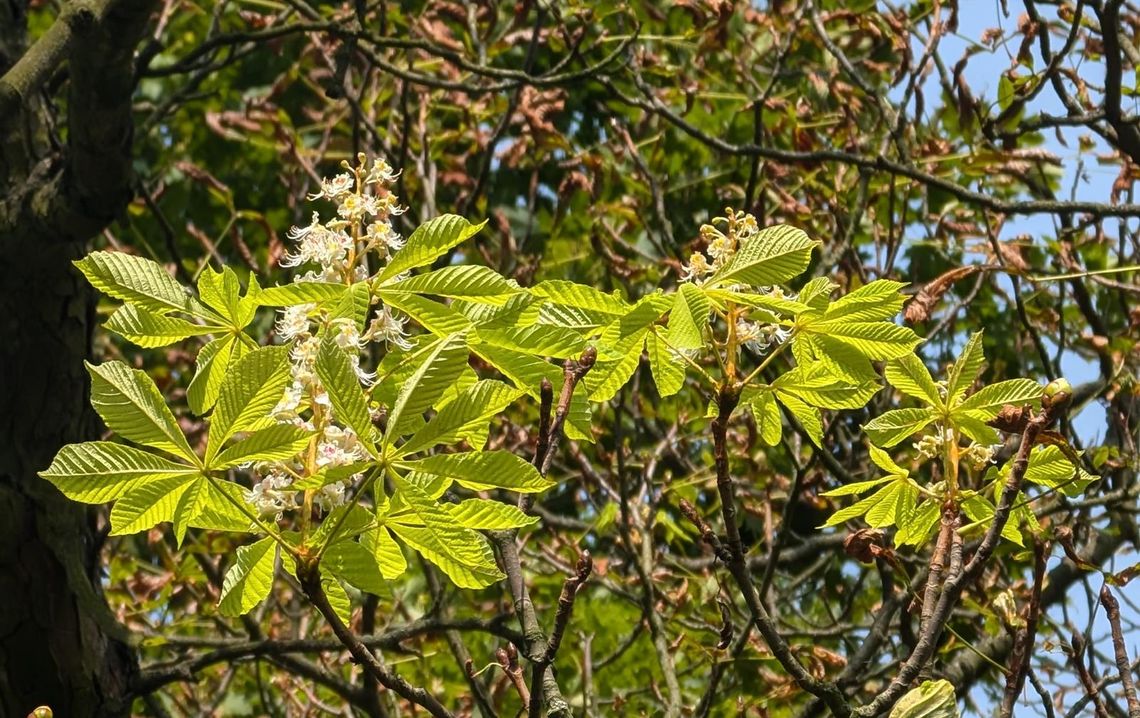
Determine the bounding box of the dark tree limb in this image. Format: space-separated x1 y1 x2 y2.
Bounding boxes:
297 564 455 718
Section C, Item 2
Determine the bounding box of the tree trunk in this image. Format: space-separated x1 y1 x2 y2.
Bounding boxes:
0 0 156 712
0 230 136 718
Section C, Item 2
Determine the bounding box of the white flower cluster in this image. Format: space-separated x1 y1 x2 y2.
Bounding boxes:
680 208 760 283
735 318 792 355
245 155 411 519
914 427 954 460
912 428 998 470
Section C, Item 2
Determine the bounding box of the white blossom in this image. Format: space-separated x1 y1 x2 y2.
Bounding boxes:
308 172 355 201
246 469 297 520
364 306 411 350
365 158 401 185
275 304 314 341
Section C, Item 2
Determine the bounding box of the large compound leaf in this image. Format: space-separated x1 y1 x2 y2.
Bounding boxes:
388 478 504 588
40 442 198 504
207 345 292 462
885 354 944 409
377 215 487 281
218 536 277 616
388 265 520 305
105 304 221 348
708 225 817 288
314 335 377 452
864 407 937 447
400 380 523 455
384 332 469 440
75 251 211 318
400 450 552 493
87 361 197 461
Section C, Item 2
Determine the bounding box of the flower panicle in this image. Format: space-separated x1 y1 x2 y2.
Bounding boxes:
253 154 413 518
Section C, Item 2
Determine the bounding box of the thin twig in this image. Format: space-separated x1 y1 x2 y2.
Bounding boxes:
1100 585 1140 718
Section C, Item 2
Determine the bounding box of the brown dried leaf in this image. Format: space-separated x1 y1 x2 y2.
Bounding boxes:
904 265 983 323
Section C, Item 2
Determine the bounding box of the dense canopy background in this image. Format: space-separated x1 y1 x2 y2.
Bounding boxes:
0 0 1138 716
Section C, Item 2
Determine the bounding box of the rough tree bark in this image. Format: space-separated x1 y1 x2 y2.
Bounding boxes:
0 0 156 713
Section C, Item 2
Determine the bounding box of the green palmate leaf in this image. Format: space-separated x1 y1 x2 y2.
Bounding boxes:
109 473 197 535
819 476 893 497
530 280 629 315
956 378 1041 416
388 265 520 305
325 540 388 596
236 273 261 328
171 476 210 545
951 410 1000 445
585 335 644 403
666 282 710 351
885 354 944 409
400 380 524 455
328 281 372 332
865 478 917 528
868 444 908 477
773 364 880 410
889 680 959 718
212 425 315 468
218 536 277 616
377 215 487 282
794 333 880 384
747 390 783 446
388 477 504 588
823 280 908 323
310 504 376 548
361 526 408 580
379 291 473 336
322 576 352 624
1021 445 1098 497
896 500 940 546
188 336 239 415
193 480 258 533
456 293 536 329
597 293 670 358
87 361 197 462
864 408 937 447
197 266 244 325
823 475 915 530
474 325 587 359
705 288 808 316
314 335 377 452
804 319 922 360
476 344 592 441
105 304 221 348
647 331 685 397
798 277 838 309
75 251 212 318
708 225 818 288
40 442 198 504
384 332 469 439
776 392 823 446
947 331 985 404
256 281 347 306
446 499 539 529
400 450 553 493
530 280 629 330
206 344 293 462
961 493 1024 545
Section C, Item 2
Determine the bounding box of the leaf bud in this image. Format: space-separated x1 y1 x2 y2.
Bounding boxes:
1042 378 1073 409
